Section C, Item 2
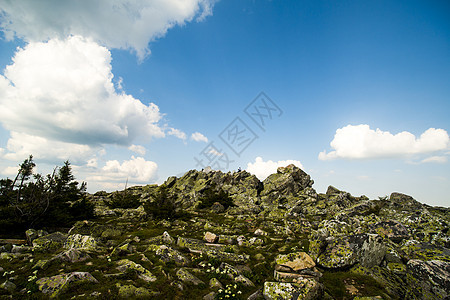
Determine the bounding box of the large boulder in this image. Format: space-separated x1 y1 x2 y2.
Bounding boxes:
116 259 156 282
406 259 450 299
315 234 386 269
275 252 315 272
32 232 67 252
262 164 314 198
36 272 98 298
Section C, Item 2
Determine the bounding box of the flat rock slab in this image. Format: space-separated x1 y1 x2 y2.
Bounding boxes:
276 252 315 272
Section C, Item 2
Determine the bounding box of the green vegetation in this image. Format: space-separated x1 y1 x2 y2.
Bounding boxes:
320 271 389 299
144 185 178 220
197 185 234 209
104 190 141 209
0 155 94 237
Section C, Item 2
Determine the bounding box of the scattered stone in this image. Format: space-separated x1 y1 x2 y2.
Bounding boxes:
204 231 218 243
162 231 175 244
254 229 268 236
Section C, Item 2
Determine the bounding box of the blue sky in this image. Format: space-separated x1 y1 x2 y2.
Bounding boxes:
0 0 449 206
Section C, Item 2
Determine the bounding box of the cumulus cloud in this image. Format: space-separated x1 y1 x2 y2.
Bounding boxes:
2 131 97 165
191 132 208 143
319 125 450 160
167 128 187 140
87 156 158 184
0 0 216 60
247 157 303 181
0 36 168 163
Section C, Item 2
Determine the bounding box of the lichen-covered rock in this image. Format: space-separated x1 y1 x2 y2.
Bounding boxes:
262 165 314 203
0 280 16 292
372 220 409 243
235 274 255 287
147 244 190 266
26 229 48 245
263 279 322 299
162 231 175 244
176 268 204 285
406 259 450 299
55 248 91 263
64 234 98 250
400 240 450 262
100 228 122 239
316 234 385 269
117 284 154 298
116 259 156 282
276 252 315 272
209 277 223 290
36 272 98 298
111 242 133 256
32 232 67 252
178 236 249 263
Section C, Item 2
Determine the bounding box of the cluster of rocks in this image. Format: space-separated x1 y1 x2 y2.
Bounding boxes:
0 164 449 299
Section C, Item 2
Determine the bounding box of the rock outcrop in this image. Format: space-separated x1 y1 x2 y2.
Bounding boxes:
0 165 448 299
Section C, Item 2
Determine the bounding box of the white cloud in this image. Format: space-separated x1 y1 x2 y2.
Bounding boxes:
128 144 147 155
87 156 158 184
2 131 97 165
421 156 448 164
0 36 164 148
319 125 450 160
168 128 187 140
246 156 303 181
0 36 172 164
191 132 208 143
2 166 20 176
0 0 216 60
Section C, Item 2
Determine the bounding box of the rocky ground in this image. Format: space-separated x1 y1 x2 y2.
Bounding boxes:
0 165 449 299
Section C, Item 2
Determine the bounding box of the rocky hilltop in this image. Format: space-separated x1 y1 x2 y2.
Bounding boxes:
0 165 449 299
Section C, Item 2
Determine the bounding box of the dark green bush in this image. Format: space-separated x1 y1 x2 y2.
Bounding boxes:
197 185 234 210
144 185 177 220
105 190 141 209
0 155 94 236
